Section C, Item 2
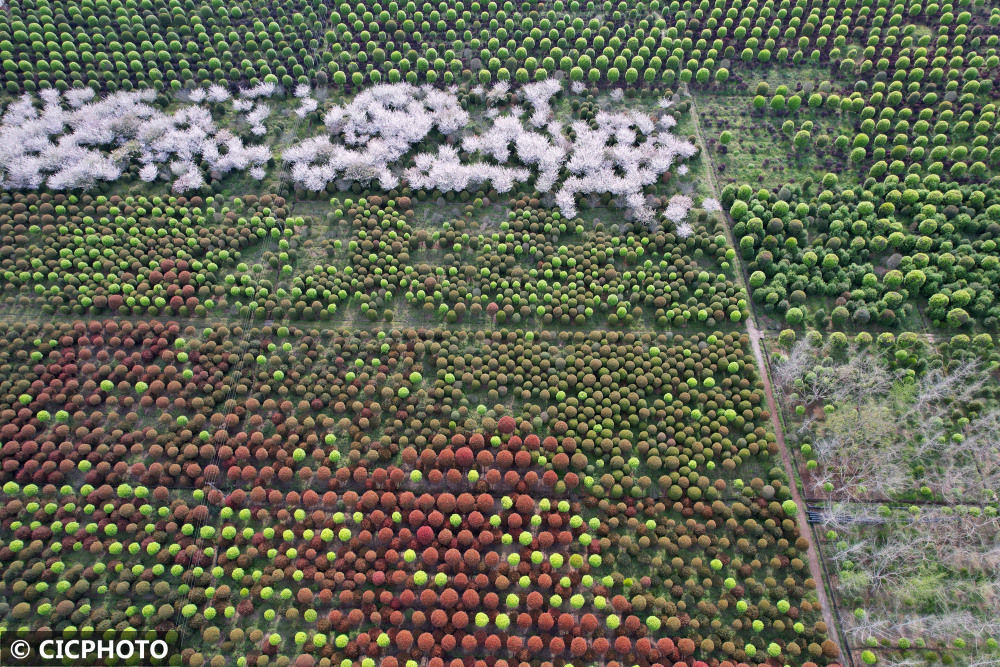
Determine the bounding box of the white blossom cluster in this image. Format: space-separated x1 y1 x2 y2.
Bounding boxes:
520 79 561 127
404 145 529 193
485 81 510 104
674 222 694 238
663 194 694 223
283 83 469 192
702 197 722 212
553 110 697 221
63 87 96 108
292 84 319 118
283 136 397 191
205 85 231 103
285 80 697 222
245 103 270 136
239 81 278 100
0 89 270 192
1 80 696 218
664 195 695 238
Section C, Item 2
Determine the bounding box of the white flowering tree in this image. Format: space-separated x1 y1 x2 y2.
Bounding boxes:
1 80 697 214
0 88 270 192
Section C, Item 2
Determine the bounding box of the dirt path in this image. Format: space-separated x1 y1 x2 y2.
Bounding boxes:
687 84 847 662
683 83 724 211
684 83 759 300
746 319 843 660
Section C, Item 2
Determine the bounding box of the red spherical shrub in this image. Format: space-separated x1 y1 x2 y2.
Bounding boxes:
677 638 696 656
436 492 456 512
380 491 397 509
455 447 474 467
496 450 513 468
438 449 455 469
417 633 435 652
444 549 462 568
439 588 459 608
476 493 493 512
456 493 475 513
623 615 641 633
515 495 534 514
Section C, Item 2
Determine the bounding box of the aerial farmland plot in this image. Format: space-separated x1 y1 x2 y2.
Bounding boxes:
0 0 998 666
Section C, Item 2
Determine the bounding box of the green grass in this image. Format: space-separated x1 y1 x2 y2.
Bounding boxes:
693 92 861 191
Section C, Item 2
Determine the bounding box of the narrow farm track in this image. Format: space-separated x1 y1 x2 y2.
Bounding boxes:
683 83 725 215
0 308 691 338
687 85 848 662
746 320 844 661
685 83 757 298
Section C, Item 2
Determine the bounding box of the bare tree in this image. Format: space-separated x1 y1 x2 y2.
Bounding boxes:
903 359 985 420
773 339 830 402
828 506 1000 656
810 398 909 500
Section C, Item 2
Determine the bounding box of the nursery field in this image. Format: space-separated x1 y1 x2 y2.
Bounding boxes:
2 0 1000 665
0 322 840 667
